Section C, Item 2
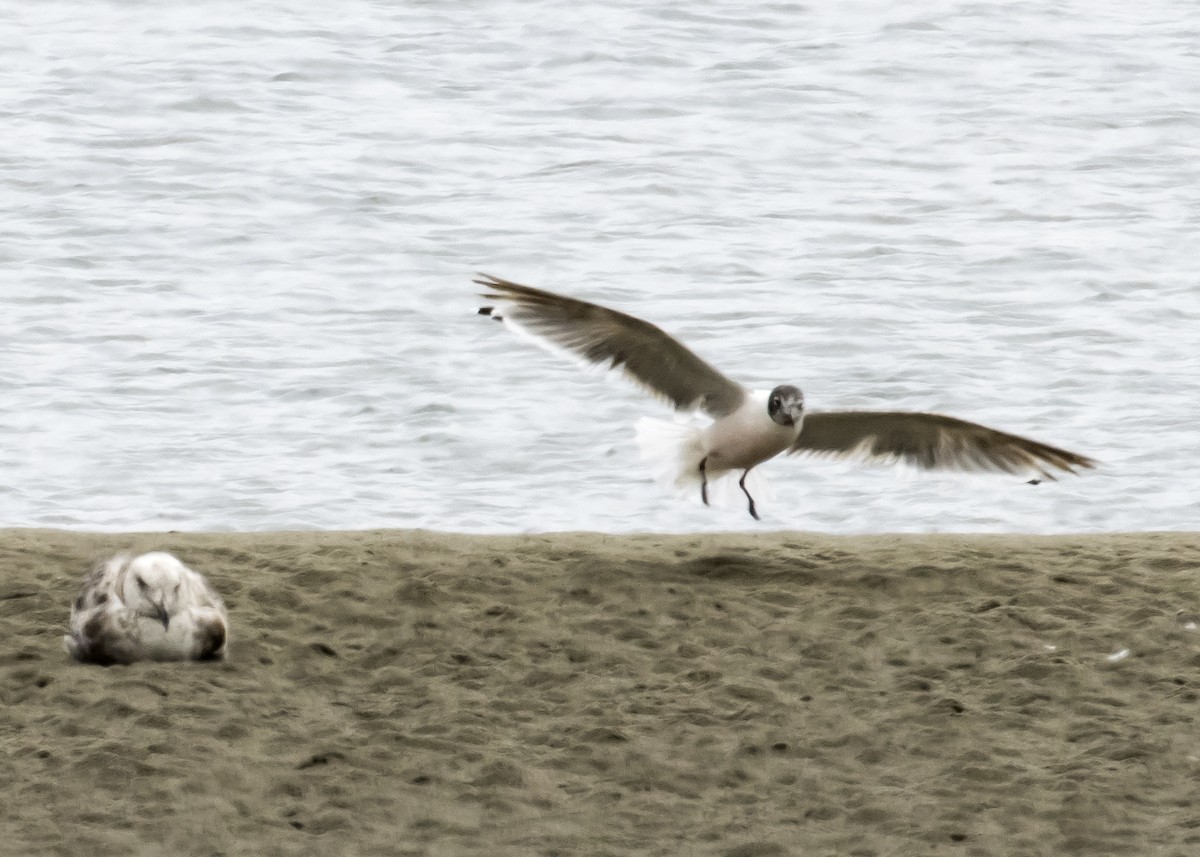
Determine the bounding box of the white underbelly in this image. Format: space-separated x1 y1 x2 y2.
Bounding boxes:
700 391 799 471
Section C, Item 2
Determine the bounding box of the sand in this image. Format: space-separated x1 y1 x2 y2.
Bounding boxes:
1 528 1198 857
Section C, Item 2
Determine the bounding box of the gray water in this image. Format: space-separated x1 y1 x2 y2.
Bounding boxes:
3 1 1198 534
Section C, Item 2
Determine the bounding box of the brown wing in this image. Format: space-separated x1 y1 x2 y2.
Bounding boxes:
69 611 135 666
194 618 227 660
476 274 746 418
791 411 1095 480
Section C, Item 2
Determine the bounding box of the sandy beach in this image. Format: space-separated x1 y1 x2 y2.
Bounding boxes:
2 528 1197 856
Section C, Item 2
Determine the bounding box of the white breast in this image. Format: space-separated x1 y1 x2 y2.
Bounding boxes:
700 389 800 472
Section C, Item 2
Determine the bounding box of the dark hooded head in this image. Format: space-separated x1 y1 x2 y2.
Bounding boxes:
767 384 805 428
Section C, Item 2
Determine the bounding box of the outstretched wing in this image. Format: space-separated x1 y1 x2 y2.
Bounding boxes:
476 274 747 418
791 411 1095 481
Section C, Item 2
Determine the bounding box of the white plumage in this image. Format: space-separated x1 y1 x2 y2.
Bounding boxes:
635 392 780 510
64 552 229 665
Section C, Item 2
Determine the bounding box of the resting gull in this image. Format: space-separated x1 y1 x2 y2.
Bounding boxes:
476 273 1095 519
64 552 229 665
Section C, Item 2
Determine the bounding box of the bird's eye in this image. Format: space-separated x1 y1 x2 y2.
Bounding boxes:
135 577 147 590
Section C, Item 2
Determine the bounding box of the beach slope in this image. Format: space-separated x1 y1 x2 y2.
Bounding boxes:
1 529 1197 856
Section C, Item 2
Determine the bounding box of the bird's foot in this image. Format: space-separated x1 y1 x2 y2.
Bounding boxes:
738 470 760 521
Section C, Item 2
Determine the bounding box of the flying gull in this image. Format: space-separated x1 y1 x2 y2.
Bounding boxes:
64 552 229 665
476 273 1095 519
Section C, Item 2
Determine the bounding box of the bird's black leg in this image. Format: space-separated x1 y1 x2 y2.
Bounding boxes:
699 456 709 506
739 469 760 521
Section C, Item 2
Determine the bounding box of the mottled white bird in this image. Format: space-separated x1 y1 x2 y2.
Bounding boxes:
476 274 1095 519
64 552 229 665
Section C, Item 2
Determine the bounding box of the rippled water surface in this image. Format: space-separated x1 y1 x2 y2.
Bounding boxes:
4 1 1198 533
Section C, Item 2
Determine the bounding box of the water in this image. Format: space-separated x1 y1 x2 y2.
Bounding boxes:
3 1 1198 534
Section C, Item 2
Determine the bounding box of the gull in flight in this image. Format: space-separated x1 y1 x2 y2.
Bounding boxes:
64 552 229 665
476 274 1094 519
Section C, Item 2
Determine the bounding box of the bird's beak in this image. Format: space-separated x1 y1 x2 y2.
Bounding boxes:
155 603 170 630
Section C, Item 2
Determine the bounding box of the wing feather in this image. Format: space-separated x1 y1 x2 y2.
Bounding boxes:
476 274 746 418
791 411 1095 480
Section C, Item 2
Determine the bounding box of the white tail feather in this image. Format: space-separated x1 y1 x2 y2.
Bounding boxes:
636 416 706 494
635 417 774 512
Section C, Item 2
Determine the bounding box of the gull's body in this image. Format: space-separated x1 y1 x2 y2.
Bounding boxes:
476 273 1095 519
64 552 229 665
703 389 799 471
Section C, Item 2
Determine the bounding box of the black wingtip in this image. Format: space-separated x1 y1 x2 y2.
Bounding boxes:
1026 472 1059 486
